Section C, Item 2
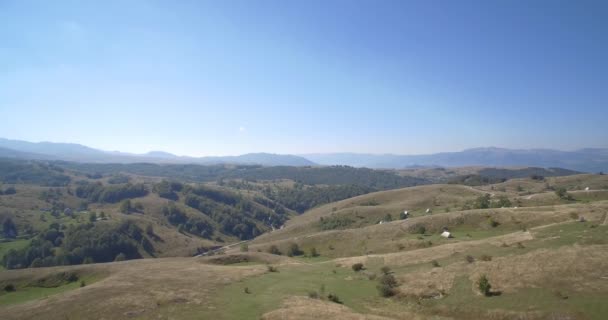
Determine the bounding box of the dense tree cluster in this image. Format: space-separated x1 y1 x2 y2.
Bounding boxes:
0 159 70 186
161 203 214 238
75 182 148 203
2 221 149 269
107 175 130 184
264 184 371 213
471 194 512 209
56 162 426 189
448 174 505 186
182 186 286 240
318 215 354 230
153 180 183 200
2 217 18 238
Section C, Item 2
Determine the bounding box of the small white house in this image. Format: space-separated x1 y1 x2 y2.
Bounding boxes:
441 231 452 238
585 187 590 191
426 208 431 214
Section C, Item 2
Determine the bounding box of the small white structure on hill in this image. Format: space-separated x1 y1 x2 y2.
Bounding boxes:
425 208 431 214
585 187 590 191
440 227 452 238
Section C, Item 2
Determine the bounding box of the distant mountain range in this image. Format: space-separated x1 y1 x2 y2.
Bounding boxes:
0 138 606 172
0 138 315 166
303 147 608 172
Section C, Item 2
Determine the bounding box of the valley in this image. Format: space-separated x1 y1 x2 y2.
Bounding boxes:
1 160 607 319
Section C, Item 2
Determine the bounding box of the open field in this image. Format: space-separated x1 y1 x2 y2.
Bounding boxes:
1 173 607 319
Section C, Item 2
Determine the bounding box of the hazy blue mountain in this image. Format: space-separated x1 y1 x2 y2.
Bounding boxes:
0 138 316 166
303 147 608 172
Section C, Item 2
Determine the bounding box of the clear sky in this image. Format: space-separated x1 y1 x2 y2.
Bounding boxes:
1 0 607 156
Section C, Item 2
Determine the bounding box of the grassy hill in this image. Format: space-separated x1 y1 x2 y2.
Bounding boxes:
1 162 607 320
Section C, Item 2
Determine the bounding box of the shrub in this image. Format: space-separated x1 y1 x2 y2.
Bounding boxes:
244 287 250 294
489 219 500 228
431 260 440 267
4 284 15 292
309 247 319 257
327 293 342 304
267 265 278 272
352 263 364 272
377 273 398 297
555 188 573 200
465 255 475 263
380 266 391 275
267 245 281 255
414 225 426 234
114 253 126 261
377 283 395 297
308 291 319 299
80 280 86 287
480 254 492 261
287 243 303 257
478 275 491 296
240 243 249 252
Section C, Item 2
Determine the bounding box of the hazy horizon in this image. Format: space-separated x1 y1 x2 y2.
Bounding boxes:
2 1 607 156
1 136 607 158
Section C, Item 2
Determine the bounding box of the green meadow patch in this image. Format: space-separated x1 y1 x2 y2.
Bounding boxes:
0 273 101 306
210 263 379 319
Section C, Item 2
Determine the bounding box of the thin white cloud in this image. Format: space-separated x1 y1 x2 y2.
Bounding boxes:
239 126 246 132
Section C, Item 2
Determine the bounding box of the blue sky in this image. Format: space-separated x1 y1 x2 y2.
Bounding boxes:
1 0 607 156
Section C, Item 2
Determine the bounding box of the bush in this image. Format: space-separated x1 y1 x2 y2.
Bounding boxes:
267 245 281 255
380 266 391 275
480 254 492 261
286 243 303 257
377 283 395 297
431 260 440 267
240 243 249 252
80 280 86 287
114 253 126 261
308 291 319 299
327 293 342 304
414 225 426 235
244 287 250 294
377 273 398 297
478 275 492 296
555 188 573 200
4 284 15 292
309 247 319 257
465 255 475 263
352 263 364 272
267 265 278 272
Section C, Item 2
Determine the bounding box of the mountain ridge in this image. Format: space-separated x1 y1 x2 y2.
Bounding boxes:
1 138 607 171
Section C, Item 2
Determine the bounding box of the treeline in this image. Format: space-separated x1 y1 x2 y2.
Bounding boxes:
181 186 286 240
150 181 288 240
75 181 147 203
2 221 151 269
55 162 428 189
0 159 70 186
162 203 214 239
449 167 580 186
264 184 372 213
448 175 506 186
